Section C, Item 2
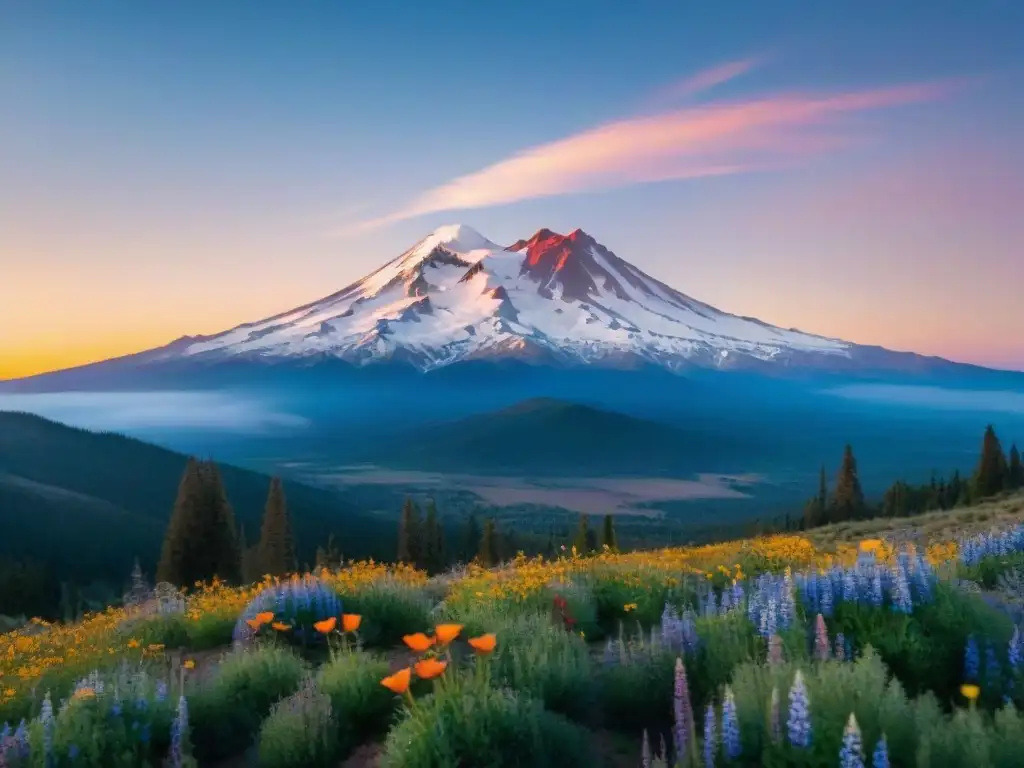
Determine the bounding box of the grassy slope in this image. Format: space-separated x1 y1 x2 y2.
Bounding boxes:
803 491 1024 552
0 411 396 583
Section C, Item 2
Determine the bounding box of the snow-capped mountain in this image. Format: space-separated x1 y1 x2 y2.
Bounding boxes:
156 224 856 372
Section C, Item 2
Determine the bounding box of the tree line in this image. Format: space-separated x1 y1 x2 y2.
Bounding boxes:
790 424 1023 532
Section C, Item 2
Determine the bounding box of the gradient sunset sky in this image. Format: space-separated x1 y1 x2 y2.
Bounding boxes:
2 1 1023 379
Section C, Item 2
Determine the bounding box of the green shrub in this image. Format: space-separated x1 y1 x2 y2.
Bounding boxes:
729 648 935 766
337 581 432 648
828 581 1014 706
125 611 237 652
256 676 338 768
317 650 397 756
22 670 175 767
960 552 1024 589
493 614 595 721
378 670 595 768
189 645 305 762
588 567 668 633
686 611 761 711
598 632 676 735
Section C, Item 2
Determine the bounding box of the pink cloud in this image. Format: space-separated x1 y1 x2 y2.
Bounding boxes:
354 73 960 232
640 58 761 111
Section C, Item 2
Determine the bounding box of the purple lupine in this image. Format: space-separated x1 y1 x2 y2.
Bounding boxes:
41 692 54 767
1010 626 1022 670
721 686 741 760
839 713 865 768
169 694 191 768
872 735 890 768
890 563 913 614
965 635 980 682
870 570 883 608
731 579 744 610
787 670 812 748
640 730 651 768
820 575 834 617
813 613 830 662
842 569 858 603
703 704 716 768
674 657 694 762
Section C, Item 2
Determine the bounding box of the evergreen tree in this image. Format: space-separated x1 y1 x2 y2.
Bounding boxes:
479 518 497 567
803 466 829 529
422 499 445 574
601 514 618 551
198 461 241 584
315 534 342 570
1008 444 1023 491
257 477 295 577
573 514 591 554
238 525 260 585
156 458 206 587
831 445 865 523
157 458 240 587
973 425 1008 499
463 512 481 564
397 497 422 565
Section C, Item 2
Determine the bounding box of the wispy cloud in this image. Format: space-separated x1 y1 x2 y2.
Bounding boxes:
353 65 961 232
639 58 762 111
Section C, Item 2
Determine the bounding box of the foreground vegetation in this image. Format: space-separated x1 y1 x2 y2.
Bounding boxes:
3 497 1024 766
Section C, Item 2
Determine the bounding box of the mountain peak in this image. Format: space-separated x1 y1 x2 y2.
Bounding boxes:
55 222 861 378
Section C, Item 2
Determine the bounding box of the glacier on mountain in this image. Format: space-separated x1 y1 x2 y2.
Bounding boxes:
176 224 852 371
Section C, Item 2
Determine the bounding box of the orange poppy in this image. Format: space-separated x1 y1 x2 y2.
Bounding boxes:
342 614 362 633
245 618 262 631
434 624 463 645
414 658 447 679
403 633 434 652
271 622 292 632
380 667 412 694
468 633 497 654
314 617 337 634
255 611 274 624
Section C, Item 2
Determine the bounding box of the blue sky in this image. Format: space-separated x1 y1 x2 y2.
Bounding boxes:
2 0 1023 376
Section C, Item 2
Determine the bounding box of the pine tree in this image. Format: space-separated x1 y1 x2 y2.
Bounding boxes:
1008 444 1023 491
199 461 241 584
573 514 591 554
156 458 206 587
257 477 295 577
463 512 481 564
397 497 423 565
422 499 445 574
601 514 618 551
238 525 260 585
479 518 497 567
831 445 865 523
973 425 1008 499
803 466 829 529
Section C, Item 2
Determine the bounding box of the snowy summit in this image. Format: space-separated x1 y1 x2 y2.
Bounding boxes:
173 225 852 372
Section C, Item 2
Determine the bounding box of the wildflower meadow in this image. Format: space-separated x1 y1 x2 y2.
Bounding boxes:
4 525 1024 766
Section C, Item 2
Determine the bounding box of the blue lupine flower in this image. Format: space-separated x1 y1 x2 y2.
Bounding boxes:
169 694 190 768
985 642 1001 686
721 686 741 760
155 680 168 702
872 735 890 768
1010 627 1022 670
891 564 912 614
787 670 812 748
965 635 980 682
842 569 858 602
703 703 716 768
819 576 834 617
839 713 864 768
870 570 883 608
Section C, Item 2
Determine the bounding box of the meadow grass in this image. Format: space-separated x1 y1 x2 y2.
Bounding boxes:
3 497 1024 766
